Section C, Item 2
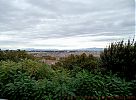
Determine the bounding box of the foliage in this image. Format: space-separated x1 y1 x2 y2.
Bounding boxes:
1 72 37 100
0 41 136 99
51 69 75 99
20 59 54 80
0 59 54 82
0 61 21 85
53 53 100 72
74 70 132 96
100 39 136 80
0 60 74 99
0 49 35 62
0 60 135 99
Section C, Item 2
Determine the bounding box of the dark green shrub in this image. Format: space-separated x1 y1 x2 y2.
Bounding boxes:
0 59 54 81
51 69 75 99
0 60 55 99
2 72 37 100
20 59 54 80
74 70 132 96
100 39 136 80
53 53 100 72
130 80 136 95
25 69 75 100
0 54 135 99
33 78 56 100
0 61 21 85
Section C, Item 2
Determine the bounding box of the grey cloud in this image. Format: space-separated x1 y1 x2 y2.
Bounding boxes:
0 0 135 49
30 44 69 48
93 37 126 42
27 0 134 15
0 40 30 45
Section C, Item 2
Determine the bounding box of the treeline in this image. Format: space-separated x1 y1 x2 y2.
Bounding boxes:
53 39 136 80
100 39 136 80
0 39 136 99
0 49 35 62
53 53 100 72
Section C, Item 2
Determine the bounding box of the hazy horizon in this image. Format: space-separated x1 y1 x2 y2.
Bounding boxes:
0 0 135 50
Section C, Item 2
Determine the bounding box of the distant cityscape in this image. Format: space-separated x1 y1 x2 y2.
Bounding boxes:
20 48 103 52
0 48 104 52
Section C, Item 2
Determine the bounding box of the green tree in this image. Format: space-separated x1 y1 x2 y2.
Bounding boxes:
100 39 136 80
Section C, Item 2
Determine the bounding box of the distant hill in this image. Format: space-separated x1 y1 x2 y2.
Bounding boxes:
21 48 59 52
22 48 103 52
77 48 104 51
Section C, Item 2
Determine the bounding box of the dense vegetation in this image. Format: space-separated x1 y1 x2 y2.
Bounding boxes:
100 39 136 80
0 40 136 100
0 49 35 62
53 53 100 72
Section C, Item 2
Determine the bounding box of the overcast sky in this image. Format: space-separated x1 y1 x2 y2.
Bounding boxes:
0 0 135 50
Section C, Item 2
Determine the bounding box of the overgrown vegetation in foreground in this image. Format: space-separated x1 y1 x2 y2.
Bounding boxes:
0 40 136 100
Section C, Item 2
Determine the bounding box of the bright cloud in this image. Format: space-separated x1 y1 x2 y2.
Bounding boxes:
0 0 135 49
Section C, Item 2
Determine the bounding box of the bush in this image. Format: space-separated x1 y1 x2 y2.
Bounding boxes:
51 69 75 98
0 59 54 84
0 51 135 99
0 61 21 85
20 59 54 80
100 39 136 80
74 70 133 96
0 60 55 99
53 53 100 72
1 72 37 100
0 60 75 99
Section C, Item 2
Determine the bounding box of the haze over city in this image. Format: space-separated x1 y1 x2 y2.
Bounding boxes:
0 0 135 50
